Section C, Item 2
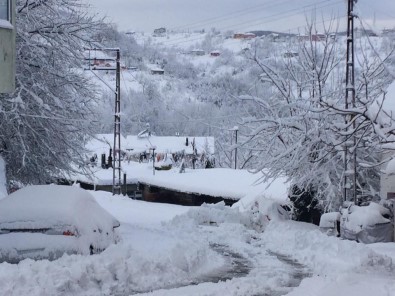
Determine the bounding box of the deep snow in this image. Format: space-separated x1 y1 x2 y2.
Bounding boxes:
0 190 395 295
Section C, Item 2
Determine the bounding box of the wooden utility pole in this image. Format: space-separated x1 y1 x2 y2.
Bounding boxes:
344 0 357 204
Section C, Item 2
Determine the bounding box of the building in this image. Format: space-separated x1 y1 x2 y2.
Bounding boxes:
297 34 326 42
210 50 221 57
233 32 256 39
84 50 115 70
0 0 15 93
190 49 205 56
283 52 299 58
153 27 166 36
150 68 165 75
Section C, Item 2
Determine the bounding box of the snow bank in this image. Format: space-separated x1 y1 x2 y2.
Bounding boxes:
0 240 223 296
261 221 393 275
0 191 225 296
319 212 340 228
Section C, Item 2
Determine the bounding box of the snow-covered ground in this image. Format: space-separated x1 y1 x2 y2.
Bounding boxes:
1 189 395 296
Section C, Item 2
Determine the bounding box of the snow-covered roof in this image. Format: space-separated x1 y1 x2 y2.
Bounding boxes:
125 135 214 155
85 134 128 156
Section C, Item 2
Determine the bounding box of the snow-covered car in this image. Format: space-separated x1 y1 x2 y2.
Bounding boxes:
0 185 120 263
340 202 393 243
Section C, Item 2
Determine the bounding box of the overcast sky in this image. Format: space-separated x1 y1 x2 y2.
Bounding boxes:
85 0 395 33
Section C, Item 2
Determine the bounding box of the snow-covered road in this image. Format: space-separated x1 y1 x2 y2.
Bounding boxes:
1 190 395 296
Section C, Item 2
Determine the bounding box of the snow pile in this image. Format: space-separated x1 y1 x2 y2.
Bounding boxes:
169 201 252 228
0 191 225 296
319 212 340 228
261 221 393 275
0 241 223 296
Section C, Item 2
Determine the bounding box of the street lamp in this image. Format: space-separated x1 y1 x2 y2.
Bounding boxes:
230 126 239 169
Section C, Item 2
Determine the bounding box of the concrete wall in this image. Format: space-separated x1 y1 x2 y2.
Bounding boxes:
140 183 237 206
0 0 15 93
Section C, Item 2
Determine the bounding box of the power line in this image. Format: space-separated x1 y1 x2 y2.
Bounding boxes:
159 0 343 47
168 0 297 32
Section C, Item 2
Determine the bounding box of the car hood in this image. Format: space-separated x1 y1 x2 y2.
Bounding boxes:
0 185 120 234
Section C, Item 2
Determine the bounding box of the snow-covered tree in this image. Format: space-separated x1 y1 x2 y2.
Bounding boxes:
0 0 104 185
240 22 395 210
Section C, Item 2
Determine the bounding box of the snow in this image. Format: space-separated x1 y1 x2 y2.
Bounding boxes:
0 185 119 261
85 133 127 157
0 20 13 30
0 157 6 200
384 157 395 174
124 135 215 155
319 212 340 228
0 185 118 233
1 189 395 295
341 203 391 233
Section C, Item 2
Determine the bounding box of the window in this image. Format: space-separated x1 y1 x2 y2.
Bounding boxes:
0 0 9 21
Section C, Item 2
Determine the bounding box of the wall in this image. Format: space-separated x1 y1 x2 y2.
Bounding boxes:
0 0 15 93
140 183 237 206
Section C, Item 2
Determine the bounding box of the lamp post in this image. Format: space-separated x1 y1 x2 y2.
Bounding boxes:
230 126 239 169
150 146 156 176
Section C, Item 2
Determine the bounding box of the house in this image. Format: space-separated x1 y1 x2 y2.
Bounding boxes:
190 49 205 56
233 32 256 39
283 52 299 58
244 32 256 39
153 27 166 36
84 50 116 70
312 33 326 41
0 0 15 93
233 33 245 39
210 50 221 57
297 34 326 42
150 67 165 75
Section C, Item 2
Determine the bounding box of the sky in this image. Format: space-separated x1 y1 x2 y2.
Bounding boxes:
85 0 395 34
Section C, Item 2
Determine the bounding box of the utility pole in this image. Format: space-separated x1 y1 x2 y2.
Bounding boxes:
113 49 122 195
344 0 357 204
85 48 122 195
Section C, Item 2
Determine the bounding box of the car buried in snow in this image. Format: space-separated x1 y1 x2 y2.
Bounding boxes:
0 185 120 263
